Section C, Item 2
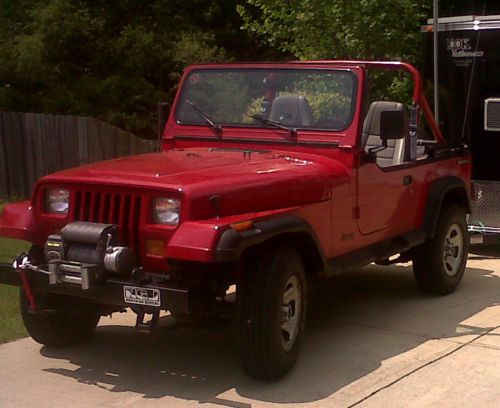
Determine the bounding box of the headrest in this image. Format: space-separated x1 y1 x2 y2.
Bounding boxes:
269 95 314 127
363 101 405 137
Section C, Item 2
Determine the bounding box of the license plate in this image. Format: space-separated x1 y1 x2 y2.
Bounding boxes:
123 286 161 307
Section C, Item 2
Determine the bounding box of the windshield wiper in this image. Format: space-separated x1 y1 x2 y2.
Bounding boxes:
248 114 297 138
185 99 223 137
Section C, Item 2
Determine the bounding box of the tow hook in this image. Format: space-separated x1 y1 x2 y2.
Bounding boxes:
14 253 37 313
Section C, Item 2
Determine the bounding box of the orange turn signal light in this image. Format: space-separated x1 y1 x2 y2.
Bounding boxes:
231 221 254 232
146 238 165 257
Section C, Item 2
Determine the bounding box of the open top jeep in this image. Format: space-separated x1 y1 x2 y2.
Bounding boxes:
0 60 471 379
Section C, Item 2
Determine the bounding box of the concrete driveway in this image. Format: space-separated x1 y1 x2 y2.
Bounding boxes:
1 252 499 408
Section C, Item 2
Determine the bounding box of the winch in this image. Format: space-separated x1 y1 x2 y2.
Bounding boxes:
43 221 136 289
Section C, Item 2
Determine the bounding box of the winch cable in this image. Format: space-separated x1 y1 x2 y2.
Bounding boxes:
461 2 488 142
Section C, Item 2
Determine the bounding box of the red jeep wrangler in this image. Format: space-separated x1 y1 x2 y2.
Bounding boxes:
0 61 471 379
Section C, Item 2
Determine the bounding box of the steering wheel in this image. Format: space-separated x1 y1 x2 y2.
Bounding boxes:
314 117 346 130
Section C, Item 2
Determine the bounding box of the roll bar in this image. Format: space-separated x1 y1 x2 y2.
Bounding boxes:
293 60 444 143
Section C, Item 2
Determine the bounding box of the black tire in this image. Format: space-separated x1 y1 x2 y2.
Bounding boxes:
236 245 307 380
20 290 100 347
413 204 469 295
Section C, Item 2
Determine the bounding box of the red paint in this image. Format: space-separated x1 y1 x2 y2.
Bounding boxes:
19 268 36 312
0 61 469 272
0 201 33 241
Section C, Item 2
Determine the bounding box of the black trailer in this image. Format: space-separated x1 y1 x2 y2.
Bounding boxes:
423 15 500 244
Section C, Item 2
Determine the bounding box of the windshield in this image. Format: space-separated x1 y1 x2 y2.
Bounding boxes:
175 68 357 131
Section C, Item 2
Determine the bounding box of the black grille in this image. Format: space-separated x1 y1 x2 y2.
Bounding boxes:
73 191 142 249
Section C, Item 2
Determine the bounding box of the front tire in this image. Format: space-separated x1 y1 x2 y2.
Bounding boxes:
413 204 469 295
20 290 100 347
236 246 307 379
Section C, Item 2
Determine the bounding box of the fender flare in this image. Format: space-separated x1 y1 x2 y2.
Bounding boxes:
422 176 471 239
214 214 326 264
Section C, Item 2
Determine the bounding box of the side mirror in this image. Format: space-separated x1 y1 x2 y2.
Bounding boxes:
380 110 406 141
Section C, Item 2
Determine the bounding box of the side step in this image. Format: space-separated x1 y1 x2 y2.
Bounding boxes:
326 230 425 277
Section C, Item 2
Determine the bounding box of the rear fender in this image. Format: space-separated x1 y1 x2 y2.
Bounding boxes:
423 176 471 239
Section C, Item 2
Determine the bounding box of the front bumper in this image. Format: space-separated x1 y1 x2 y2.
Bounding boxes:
0 262 189 314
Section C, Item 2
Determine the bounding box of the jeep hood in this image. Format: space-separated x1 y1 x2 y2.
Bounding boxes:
41 147 349 216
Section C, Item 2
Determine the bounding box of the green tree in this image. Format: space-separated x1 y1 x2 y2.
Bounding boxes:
238 1 433 103
238 0 430 61
0 1 282 136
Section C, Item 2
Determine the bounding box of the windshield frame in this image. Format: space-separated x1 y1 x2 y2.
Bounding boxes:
174 67 359 133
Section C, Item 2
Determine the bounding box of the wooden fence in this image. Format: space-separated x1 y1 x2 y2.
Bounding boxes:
0 112 157 199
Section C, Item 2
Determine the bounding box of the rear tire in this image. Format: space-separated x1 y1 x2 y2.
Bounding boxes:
20 290 100 347
236 246 307 380
413 204 469 295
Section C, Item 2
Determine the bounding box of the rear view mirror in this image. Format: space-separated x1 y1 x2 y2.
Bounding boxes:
380 110 406 141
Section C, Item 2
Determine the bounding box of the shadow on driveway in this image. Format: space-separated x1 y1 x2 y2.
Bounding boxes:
39 262 500 406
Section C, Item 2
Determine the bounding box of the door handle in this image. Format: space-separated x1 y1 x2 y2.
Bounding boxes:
403 175 413 185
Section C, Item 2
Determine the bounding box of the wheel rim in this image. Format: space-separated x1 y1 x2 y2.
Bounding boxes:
281 275 302 352
443 223 464 277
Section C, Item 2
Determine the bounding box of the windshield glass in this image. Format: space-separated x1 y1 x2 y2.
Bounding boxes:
175 68 357 131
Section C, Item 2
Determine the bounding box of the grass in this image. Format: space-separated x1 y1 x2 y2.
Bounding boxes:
0 200 29 343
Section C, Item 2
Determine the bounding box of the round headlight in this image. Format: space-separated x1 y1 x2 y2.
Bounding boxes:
153 198 180 225
46 188 70 214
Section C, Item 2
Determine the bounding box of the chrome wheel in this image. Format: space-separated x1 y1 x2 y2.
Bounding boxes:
281 275 302 352
443 223 464 277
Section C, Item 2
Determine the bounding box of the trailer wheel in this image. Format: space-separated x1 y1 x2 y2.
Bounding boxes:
413 204 469 295
236 245 307 379
20 290 100 347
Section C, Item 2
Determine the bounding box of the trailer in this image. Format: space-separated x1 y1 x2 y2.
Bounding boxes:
423 15 500 244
